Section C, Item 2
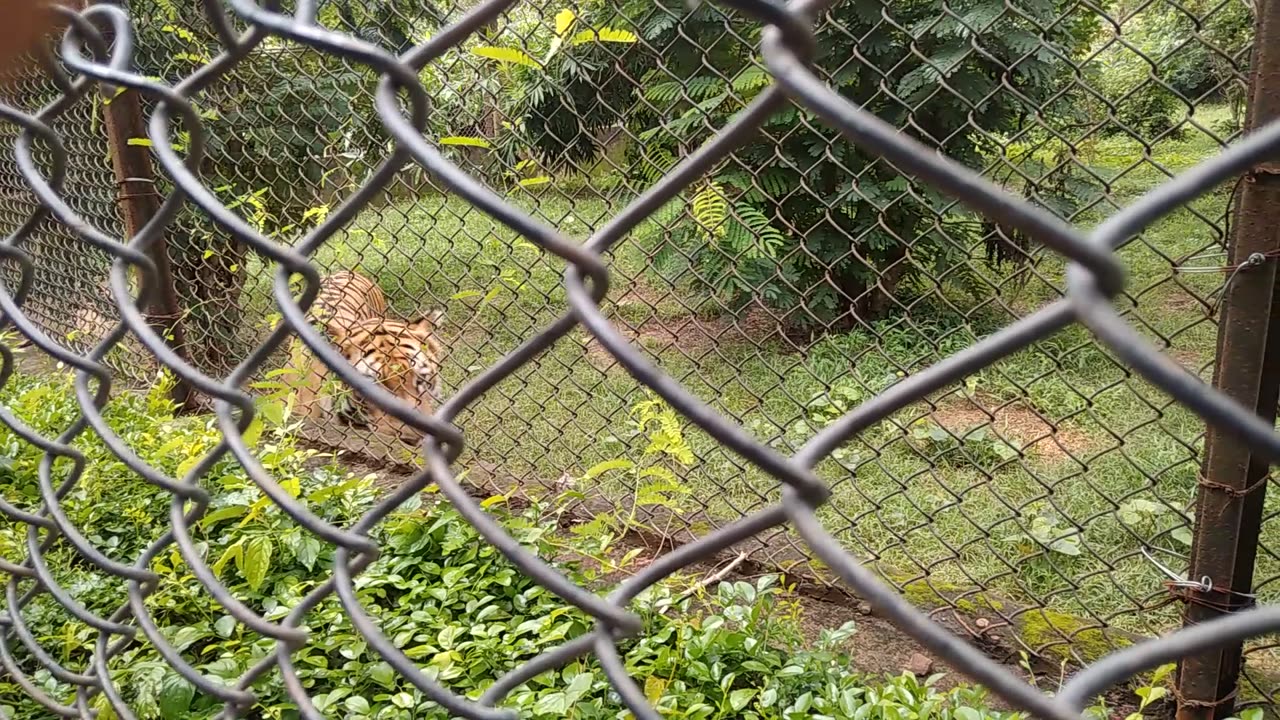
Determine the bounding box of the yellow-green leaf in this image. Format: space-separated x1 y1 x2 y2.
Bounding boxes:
644 676 667 704
582 459 634 479
518 176 552 187
127 137 153 147
241 417 264 448
199 505 247 529
570 27 638 45
212 539 244 579
469 46 540 68
242 537 272 591
555 9 578 36
439 135 492 149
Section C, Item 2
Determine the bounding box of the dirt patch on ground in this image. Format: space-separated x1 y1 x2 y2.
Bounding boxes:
583 304 794 371
1156 286 1212 315
1168 347 1211 376
925 395 1094 462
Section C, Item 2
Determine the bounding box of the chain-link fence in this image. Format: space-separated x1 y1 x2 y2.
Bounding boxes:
0 0 1278 717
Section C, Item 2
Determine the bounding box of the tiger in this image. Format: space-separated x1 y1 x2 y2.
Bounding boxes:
306 269 389 337
287 270 445 443
289 270 389 425
336 312 446 442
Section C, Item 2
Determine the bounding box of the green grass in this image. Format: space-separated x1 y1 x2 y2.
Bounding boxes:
242 105 1279 667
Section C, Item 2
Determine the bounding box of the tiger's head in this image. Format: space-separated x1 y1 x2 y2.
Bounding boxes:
333 309 445 443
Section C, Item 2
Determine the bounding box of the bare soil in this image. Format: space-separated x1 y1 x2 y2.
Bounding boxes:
926 395 1095 461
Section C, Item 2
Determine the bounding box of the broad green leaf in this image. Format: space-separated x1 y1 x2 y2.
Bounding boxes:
258 397 286 425
518 175 552 187
439 135 492 149
170 626 204 651
1171 526 1193 546
729 688 756 711
242 536 273 591
469 46 540 67
837 688 857 715
345 696 371 714
199 505 247 529
214 615 236 638
211 539 244 579
293 534 321 570
565 672 594 705
644 676 667 704
157 673 194 719
1136 686 1167 710
570 28 638 44
761 687 779 708
241 417 264 448
370 661 396 690
533 692 568 715
280 477 302 498
955 707 982 720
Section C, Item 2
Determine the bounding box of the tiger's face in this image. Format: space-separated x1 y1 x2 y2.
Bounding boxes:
337 310 445 443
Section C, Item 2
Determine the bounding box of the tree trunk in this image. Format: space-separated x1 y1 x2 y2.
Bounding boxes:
868 244 910 318
168 208 248 377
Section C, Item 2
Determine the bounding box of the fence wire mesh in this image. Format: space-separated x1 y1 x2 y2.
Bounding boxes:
0 0 1278 717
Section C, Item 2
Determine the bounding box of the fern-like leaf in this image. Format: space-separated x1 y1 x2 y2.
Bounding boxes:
643 80 684 105
730 65 770 95
685 75 728 99
724 202 786 260
690 182 729 239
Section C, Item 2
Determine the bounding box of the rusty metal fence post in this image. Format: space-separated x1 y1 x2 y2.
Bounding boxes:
96 2 192 408
1175 0 1280 716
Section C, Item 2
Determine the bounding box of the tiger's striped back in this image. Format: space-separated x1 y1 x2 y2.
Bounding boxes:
309 270 388 340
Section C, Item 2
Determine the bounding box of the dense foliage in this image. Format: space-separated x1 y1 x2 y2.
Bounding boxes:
640 0 1104 323
1088 0 1253 137
465 0 1253 327
0 369 1041 720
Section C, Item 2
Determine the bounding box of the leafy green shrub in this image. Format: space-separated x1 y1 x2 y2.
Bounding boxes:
1116 498 1192 549
561 394 696 552
609 0 1098 325
452 8 642 185
0 371 1059 720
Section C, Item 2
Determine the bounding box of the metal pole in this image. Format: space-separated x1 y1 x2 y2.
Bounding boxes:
1174 0 1280 716
96 38 193 408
